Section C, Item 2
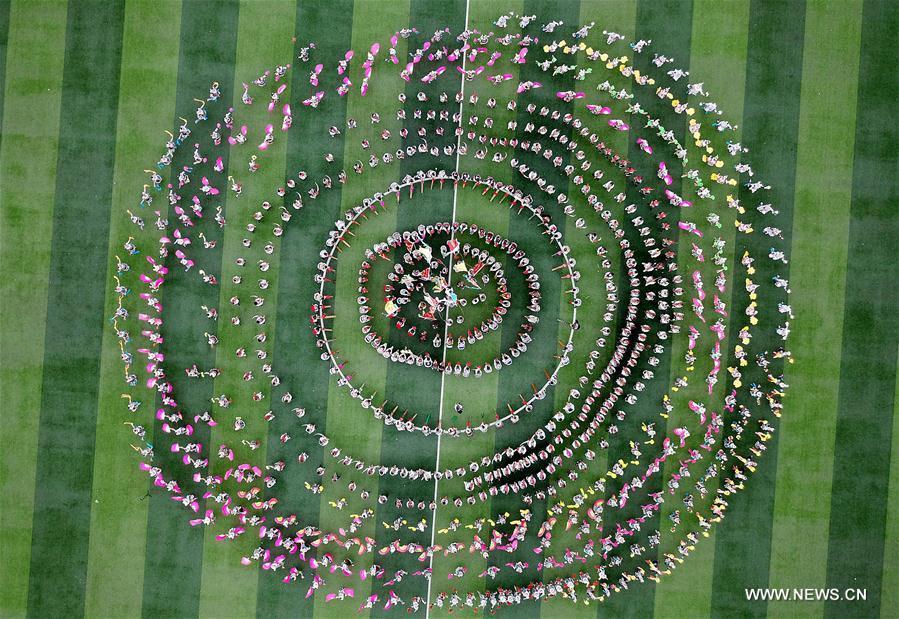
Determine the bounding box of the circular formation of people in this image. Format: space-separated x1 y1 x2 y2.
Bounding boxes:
112 11 794 614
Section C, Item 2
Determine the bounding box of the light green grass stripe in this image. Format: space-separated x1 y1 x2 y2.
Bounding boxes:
539 5 638 619
880 347 899 619
651 2 750 618
533 3 639 619
540 7 637 619
312 3 411 617
0 1 68 615
766 2 863 616
196 2 297 617
82 2 182 617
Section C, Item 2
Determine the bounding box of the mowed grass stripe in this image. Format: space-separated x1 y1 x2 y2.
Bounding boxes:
140 2 241 617
489 3 581 618
881 357 899 619
83 2 183 617
550 7 637 619
26 1 126 616
590 0 639 561
542 6 637 619
312 2 410 617
0 1 68 615
766 2 863 616
603 1 694 617
824 0 899 615
710 1 807 616
652 2 750 616
310 6 410 617
256 1 356 617
590 11 643 618
197 2 296 617
380 0 463 461
427 1 523 610
373 1 465 613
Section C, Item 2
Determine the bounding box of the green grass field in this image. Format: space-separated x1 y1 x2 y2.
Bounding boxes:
1 0 896 617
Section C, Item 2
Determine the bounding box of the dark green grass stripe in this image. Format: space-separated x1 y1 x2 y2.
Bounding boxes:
310 5 411 614
566 5 636 618
0 1 68 614
492 0 580 452
84 2 183 617
25 1 126 616
139 2 240 617
824 1 899 615
487 3 580 617
0 0 11 151
196 1 297 614
765 2 863 616
382 0 466 452
371 2 467 612
256 2 356 617
652 2 750 616
599 2 694 617
426 1 521 605
490 0 581 454
709 1 807 616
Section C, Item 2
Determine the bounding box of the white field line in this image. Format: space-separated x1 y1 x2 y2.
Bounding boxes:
426 0 470 613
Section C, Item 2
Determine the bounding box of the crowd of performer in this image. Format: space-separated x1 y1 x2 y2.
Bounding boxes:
109 11 793 612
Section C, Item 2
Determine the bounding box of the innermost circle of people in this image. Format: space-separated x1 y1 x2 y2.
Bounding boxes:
357 220 539 376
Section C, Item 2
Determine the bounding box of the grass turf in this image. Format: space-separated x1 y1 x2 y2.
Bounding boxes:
0 0 896 617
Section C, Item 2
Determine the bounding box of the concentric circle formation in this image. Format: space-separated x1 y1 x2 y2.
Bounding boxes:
111 12 794 613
